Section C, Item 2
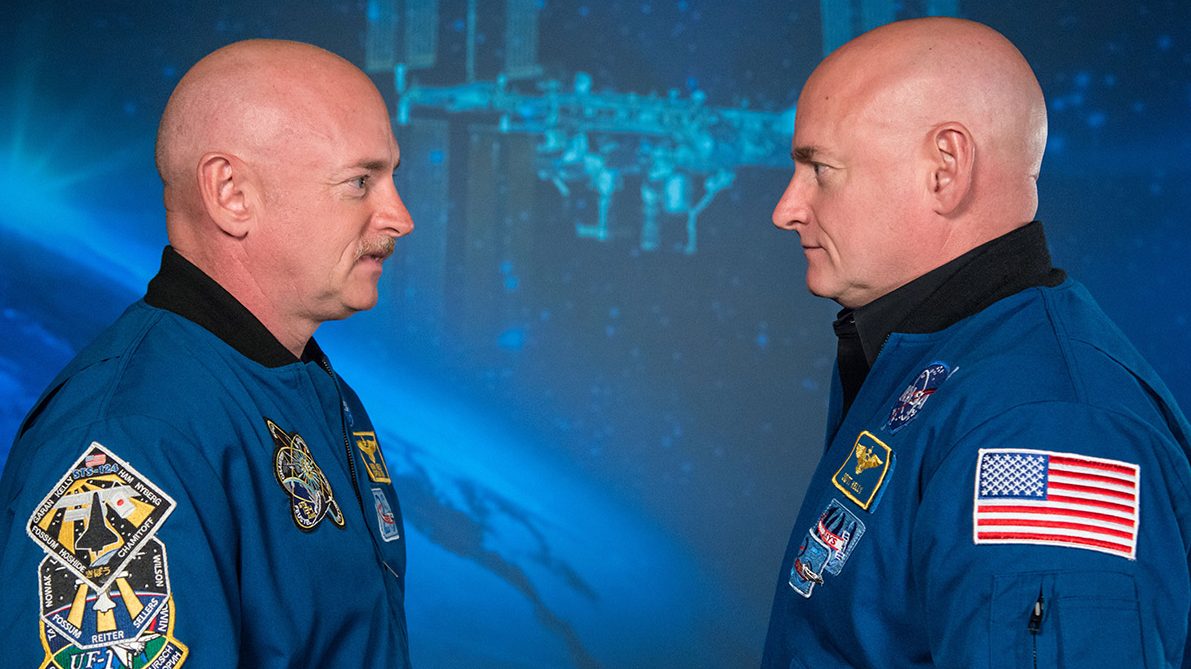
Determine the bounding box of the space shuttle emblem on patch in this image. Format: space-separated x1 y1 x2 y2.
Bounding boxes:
27 442 176 595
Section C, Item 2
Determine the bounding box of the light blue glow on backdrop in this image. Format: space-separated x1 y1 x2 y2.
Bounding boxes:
1 2 1188 667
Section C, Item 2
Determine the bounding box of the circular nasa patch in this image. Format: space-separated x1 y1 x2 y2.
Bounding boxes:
886 361 951 433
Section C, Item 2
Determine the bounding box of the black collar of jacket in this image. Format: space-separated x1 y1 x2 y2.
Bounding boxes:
837 220 1067 368
144 246 322 368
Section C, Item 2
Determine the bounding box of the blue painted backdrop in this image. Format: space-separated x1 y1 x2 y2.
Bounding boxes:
1 2 1188 667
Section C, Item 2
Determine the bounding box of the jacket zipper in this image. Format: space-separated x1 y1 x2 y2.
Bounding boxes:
319 358 365 514
318 357 401 586
1028 589 1045 669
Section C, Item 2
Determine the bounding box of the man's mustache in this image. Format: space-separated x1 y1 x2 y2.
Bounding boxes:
356 236 396 261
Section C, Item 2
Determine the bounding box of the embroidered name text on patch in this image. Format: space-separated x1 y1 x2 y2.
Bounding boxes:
973 448 1139 560
27 442 176 595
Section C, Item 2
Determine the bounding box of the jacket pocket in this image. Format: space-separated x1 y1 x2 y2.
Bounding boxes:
989 571 1143 668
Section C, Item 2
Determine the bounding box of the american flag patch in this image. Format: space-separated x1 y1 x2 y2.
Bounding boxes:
973 448 1139 560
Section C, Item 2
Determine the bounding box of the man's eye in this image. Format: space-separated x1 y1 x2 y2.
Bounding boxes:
799 162 827 180
351 176 369 190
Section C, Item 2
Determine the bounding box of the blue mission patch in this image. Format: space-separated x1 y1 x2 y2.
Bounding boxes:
372 488 401 542
788 498 868 598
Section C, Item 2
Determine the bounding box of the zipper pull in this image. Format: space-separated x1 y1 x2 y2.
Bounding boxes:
1027 589 1044 635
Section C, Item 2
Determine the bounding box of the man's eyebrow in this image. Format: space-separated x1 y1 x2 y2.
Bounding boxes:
344 158 399 172
792 146 819 163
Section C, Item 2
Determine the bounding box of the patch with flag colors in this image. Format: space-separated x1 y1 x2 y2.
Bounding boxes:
972 448 1139 559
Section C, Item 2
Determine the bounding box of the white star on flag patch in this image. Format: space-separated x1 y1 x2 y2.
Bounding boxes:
973 448 1139 560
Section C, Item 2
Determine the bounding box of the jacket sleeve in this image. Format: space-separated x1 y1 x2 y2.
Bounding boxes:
912 401 1191 669
0 414 241 668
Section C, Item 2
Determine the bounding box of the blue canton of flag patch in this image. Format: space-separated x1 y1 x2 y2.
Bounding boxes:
788 498 868 598
886 361 953 433
973 448 1139 560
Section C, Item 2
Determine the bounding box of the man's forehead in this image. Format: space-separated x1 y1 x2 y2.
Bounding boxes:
335 150 401 175
791 99 843 160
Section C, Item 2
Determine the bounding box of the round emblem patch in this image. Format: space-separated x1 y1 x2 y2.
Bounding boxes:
886 361 952 433
266 419 345 531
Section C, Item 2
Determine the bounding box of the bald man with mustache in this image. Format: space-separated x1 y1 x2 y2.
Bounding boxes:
763 18 1190 668
0 40 414 667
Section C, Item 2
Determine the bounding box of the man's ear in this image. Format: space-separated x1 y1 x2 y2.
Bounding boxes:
928 123 974 216
196 152 256 238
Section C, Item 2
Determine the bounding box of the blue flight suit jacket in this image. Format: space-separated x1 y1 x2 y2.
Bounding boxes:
763 280 1191 668
0 250 410 668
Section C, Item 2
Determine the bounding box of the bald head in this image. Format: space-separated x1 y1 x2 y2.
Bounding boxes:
773 18 1050 307
156 39 386 220
811 18 1047 222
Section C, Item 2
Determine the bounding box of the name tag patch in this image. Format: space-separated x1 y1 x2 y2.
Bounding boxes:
354 431 391 484
832 431 894 511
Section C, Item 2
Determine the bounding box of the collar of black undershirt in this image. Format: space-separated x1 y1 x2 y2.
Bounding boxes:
833 221 1067 415
144 246 322 368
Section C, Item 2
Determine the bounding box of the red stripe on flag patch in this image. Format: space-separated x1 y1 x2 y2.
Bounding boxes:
1049 455 1136 476
975 504 1135 528
975 531 1133 555
977 517 1136 541
1047 481 1136 501
973 448 1140 560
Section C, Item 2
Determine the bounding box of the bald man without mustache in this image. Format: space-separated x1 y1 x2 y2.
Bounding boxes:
762 18 1190 668
0 40 414 667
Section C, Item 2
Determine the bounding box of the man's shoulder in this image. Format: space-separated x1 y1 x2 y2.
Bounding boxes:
17 301 255 442
942 280 1187 445
954 280 1161 393
1028 281 1178 417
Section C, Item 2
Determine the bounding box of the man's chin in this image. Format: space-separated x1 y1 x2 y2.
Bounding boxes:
323 290 380 322
344 294 379 315
804 272 836 301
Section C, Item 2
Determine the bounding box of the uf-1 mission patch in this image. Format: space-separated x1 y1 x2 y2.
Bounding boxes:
27 442 176 596
40 592 189 669
39 537 170 650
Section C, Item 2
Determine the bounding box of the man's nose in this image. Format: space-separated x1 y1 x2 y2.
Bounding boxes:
376 179 414 238
772 173 808 231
